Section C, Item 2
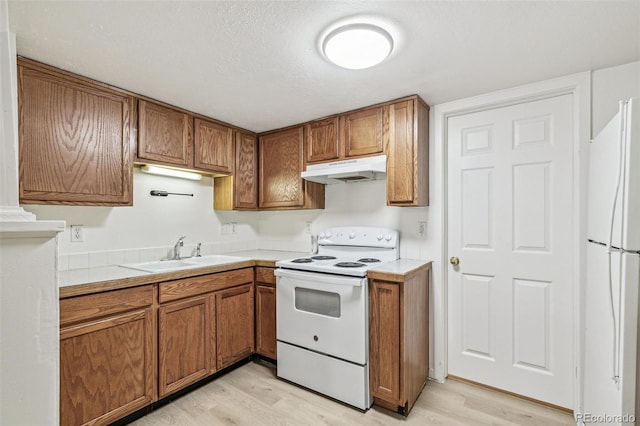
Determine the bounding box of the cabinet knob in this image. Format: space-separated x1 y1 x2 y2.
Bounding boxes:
450 256 460 266
313 335 319 342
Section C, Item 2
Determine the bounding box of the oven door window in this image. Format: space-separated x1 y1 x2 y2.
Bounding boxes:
294 287 340 318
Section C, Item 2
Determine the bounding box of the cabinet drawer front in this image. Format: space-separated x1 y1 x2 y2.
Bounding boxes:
60 285 153 327
159 268 254 303
255 267 276 286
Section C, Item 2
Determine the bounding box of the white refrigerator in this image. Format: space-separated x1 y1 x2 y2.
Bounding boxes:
583 98 640 425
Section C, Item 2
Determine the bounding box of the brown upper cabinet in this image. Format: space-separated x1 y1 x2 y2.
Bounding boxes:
304 117 339 163
194 118 234 174
137 99 193 168
17 58 135 206
342 105 384 158
385 97 429 207
304 105 384 166
259 126 325 210
214 131 259 210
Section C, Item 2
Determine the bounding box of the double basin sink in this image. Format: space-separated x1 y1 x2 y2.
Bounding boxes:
119 254 249 273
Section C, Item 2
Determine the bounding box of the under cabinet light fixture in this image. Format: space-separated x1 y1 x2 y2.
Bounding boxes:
140 165 202 181
322 23 393 70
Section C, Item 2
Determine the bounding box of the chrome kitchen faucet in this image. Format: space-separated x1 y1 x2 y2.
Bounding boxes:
172 236 186 260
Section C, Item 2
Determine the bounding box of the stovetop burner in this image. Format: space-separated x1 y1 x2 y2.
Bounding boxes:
334 262 366 268
358 258 381 263
291 258 313 263
311 255 337 261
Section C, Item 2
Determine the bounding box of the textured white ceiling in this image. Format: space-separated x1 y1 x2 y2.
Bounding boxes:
8 1 640 132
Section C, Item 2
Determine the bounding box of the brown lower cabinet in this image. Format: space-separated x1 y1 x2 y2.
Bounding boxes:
158 268 254 398
158 294 214 397
255 267 277 359
59 286 155 426
369 264 431 415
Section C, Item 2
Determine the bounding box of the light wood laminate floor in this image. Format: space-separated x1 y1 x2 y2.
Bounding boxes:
131 360 575 425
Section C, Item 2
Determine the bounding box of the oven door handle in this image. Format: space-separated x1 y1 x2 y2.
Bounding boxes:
275 268 365 287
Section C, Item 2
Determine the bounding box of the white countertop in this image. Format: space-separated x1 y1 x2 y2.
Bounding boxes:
58 249 432 298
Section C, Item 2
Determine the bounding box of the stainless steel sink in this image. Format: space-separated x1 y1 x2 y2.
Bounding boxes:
119 255 249 273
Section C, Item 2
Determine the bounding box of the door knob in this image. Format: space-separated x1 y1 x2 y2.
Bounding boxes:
450 256 460 266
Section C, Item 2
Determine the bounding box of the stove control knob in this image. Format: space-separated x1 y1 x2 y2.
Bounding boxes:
376 233 384 241
384 233 392 241
319 232 326 240
325 231 331 238
349 232 356 239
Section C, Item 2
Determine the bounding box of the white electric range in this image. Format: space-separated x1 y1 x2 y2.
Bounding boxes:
275 226 399 410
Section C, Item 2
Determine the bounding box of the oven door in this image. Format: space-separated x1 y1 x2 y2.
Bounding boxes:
275 268 368 365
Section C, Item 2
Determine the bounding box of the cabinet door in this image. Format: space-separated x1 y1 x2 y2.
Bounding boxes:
342 106 384 158
234 131 259 209
255 282 277 359
194 118 234 174
216 284 255 369
386 98 429 206
158 295 214 397
18 60 134 205
386 100 414 204
259 127 304 208
138 99 193 167
369 280 401 405
60 308 154 426
304 117 339 164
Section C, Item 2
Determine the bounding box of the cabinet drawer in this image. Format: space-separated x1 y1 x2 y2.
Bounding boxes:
255 267 276 286
60 285 153 327
159 268 254 303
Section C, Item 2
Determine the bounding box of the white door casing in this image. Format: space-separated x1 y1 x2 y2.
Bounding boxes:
447 94 574 408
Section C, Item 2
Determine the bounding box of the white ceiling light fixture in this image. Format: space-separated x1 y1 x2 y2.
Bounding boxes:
322 23 394 70
140 165 202 181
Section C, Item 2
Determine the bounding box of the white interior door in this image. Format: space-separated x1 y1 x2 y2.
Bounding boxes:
447 94 574 408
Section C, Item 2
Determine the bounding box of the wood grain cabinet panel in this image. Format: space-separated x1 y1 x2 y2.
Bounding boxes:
216 283 255 369
137 99 193 167
385 98 429 206
60 307 154 426
158 295 215 397
18 58 134 205
194 118 234 174
342 106 384 158
214 131 258 210
259 127 305 208
304 117 339 163
259 126 324 210
255 267 277 359
369 265 430 415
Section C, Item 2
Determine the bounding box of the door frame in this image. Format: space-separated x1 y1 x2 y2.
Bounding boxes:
431 72 590 413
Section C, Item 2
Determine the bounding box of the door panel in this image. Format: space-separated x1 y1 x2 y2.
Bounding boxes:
447 94 573 408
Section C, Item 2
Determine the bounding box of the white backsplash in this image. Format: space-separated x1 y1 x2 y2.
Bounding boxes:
27 168 432 271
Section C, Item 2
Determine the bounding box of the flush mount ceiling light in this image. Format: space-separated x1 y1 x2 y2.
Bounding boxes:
322 23 393 70
140 165 202 181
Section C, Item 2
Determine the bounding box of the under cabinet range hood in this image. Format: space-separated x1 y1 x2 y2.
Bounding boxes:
301 155 387 184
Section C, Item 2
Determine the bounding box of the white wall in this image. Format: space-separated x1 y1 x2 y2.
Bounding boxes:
26 169 261 266
0 234 60 426
257 179 429 259
592 61 640 136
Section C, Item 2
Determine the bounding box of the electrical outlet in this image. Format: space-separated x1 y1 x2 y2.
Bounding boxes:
305 221 312 235
417 221 427 238
231 222 237 234
70 225 84 242
221 223 230 235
